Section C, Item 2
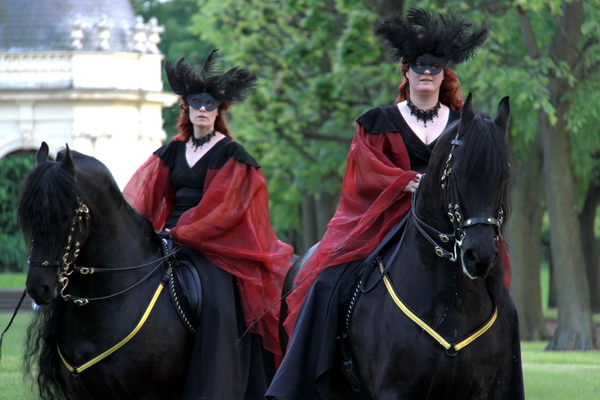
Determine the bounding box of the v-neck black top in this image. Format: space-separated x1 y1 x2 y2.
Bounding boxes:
357 104 460 173
155 137 259 229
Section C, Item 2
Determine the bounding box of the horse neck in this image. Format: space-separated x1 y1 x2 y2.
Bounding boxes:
77 202 161 269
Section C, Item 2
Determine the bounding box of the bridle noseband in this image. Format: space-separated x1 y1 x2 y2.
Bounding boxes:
412 134 504 262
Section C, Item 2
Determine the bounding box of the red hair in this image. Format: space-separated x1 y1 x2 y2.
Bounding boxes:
394 63 464 111
172 98 232 142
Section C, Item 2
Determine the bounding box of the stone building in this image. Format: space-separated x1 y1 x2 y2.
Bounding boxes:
0 0 176 187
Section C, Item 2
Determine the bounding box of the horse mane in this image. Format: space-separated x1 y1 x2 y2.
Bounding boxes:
24 301 71 400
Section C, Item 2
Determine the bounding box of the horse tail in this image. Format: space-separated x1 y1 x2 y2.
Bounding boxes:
24 301 73 400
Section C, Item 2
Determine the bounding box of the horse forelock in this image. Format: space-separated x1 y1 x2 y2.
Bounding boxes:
453 113 511 218
18 161 78 250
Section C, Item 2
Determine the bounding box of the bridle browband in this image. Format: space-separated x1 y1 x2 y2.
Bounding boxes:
27 197 177 306
412 133 504 262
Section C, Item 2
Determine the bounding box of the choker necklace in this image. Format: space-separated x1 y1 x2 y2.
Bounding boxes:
407 98 441 127
191 131 216 152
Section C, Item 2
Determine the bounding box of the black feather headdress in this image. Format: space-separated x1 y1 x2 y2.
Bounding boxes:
165 48 257 103
375 8 488 65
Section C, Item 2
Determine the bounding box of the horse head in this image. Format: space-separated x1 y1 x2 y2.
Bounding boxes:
19 143 88 304
419 94 511 280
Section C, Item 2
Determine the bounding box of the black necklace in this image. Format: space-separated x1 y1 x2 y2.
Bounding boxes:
407 98 441 127
190 131 216 152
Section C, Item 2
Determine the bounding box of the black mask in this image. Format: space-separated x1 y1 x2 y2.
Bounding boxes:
186 92 221 111
410 54 446 75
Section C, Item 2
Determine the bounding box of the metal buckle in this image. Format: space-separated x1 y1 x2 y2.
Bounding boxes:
79 267 95 275
435 247 445 258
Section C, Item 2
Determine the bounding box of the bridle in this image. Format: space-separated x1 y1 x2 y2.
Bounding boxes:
27 197 174 306
411 132 505 262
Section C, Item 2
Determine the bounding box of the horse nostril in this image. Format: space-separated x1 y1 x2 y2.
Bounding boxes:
462 248 478 265
462 246 499 278
27 284 54 305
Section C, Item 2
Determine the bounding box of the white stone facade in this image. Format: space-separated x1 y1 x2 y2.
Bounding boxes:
0 51 177 188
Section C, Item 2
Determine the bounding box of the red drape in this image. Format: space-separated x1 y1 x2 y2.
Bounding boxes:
123 154 293 364
284 123 418 336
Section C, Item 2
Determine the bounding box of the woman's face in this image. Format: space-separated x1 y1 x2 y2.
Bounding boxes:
406 65 444 96
188 104 218 131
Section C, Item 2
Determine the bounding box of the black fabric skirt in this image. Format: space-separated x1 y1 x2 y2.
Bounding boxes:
177 247 275 400
266 261 362 400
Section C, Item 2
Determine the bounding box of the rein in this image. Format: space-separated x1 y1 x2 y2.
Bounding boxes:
27 198 179 306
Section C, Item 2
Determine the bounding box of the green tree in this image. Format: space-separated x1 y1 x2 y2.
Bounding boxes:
0 151 36 272
190 0 407 250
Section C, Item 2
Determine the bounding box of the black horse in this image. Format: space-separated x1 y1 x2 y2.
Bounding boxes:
19 143 194 399
280 95 524 399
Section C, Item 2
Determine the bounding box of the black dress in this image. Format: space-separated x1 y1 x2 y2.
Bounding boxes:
159 139 275 400
266 106 460 400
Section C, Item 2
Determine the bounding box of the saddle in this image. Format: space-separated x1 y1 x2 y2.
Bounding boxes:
162 237 202 334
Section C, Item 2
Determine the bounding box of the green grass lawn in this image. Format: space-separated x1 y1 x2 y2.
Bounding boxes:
0 313 37 399
0 273 26 289
521 341 600 399
0 312 598 399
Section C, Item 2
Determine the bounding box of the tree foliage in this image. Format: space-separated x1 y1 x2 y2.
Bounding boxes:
190 0 406 246
0 152 36 272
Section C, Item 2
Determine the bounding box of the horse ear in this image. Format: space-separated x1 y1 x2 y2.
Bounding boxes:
36 142 49 165
494 96 510 133
60 144 76 175
460 92 475 128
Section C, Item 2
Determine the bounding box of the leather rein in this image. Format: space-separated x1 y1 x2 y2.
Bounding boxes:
27 197 176 306
26 197 182 375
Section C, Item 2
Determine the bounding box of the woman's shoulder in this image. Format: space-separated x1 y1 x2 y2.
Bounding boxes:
152 140 184 167
356 105 403 134
213 137 260 168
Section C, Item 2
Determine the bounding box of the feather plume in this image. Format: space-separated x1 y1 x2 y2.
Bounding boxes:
165 48 257 103
375 8 488 65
